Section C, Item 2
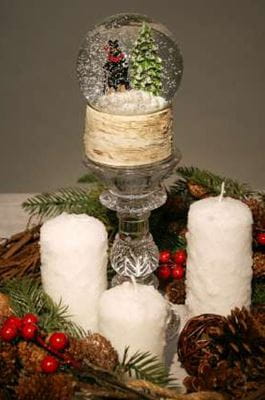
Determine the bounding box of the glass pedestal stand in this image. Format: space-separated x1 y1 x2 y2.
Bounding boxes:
85 150 181 286
85 150 181 339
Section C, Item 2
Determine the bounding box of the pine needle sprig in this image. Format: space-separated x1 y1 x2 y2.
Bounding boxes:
1 278 86 338
117 347 178 388
22 187 111 227
176 166 253 199
77 173 101 185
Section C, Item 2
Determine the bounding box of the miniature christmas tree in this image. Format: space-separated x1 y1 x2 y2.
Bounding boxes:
130 23 162 96
103 40 130 93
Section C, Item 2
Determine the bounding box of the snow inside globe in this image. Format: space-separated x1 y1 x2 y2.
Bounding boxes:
76 13 183 167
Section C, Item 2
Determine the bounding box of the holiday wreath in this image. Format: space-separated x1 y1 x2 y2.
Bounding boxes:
0 166 264 400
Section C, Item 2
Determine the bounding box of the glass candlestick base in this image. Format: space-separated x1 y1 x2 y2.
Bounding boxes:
84 150 181 286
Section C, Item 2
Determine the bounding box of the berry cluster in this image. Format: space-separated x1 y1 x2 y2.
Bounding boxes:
257 232 265 246
0 313 69 373
157 249 187 281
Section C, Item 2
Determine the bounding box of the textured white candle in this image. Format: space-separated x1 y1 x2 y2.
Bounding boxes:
40 212 108 331
186 196 253 316
98 282 168 361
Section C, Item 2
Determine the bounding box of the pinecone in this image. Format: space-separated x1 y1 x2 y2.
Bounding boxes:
253 252 265 278
251 304 265 327
67 333 118 371
165 279 186 304
0 293 12 321
184 361 248 399
0 341 18 386
187 182 209 199
0 390 7 400
243 197 265 230
16 372 75 400
178 308 265 398
17 341 48 373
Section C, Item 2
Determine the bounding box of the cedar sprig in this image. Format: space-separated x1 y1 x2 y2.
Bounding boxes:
22 187 111 227
1 278 86 338
117 347 178 388
175 166 254 199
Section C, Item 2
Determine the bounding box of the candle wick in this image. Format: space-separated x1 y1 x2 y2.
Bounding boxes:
130 276 138 292
218 182 226 202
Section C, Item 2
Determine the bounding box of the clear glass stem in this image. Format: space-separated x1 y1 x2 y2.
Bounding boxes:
110 210 159 287
119 213 149 240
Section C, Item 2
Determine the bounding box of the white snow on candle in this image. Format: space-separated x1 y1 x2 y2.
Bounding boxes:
185 196 253 317
98 282 168 361
40 212 108 332
94 89 168 115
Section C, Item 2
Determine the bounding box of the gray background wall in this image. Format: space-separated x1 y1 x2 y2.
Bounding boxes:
0 0 264 193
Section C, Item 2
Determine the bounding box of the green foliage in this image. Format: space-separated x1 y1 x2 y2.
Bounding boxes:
176 166 253 199
22 187 112 228
77 173 101 184
130 23 162 96
117 347 178 388
252 280 265 304
1 278 86 338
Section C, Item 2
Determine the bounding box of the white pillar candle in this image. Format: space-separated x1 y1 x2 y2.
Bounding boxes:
186 196 253 316
40 212 108 331
98 282 168 361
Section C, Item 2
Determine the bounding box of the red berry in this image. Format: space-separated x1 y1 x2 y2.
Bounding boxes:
41 355 59 374
172 249 187 265
21 313 38 325
257 232 265 246
21 323 38 340
157 264 171 280
49 332 69 351
0 323 18 341
5 316 22 330
159 250 171 264
171 264 185 280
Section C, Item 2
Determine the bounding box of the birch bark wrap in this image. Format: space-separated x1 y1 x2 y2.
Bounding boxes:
84 105 173 166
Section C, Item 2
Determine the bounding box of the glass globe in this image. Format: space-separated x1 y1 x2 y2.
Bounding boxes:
76 13 183 115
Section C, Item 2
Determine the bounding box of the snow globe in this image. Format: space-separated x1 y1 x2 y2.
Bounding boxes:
77 13 183 286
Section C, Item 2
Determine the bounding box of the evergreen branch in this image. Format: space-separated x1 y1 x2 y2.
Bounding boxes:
117 347 178 388
22 187 111 227
1 278 86 338
172 236 187 251
77 174 101 185
176 166 253 199
252 280 265 304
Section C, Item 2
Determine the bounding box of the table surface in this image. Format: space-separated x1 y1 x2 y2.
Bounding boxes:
0 193 188 388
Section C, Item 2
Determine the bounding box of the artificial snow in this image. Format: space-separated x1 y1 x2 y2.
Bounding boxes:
94 89 168 115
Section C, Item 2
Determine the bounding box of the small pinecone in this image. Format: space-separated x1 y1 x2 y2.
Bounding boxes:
0 341 18 385
187 182 209 199
17 342 48 373
244 197 265 230
0 293 12 321
178 313 227 375
16 373 75 400
253 252 265 278
165 279 186 304
67 333 118 371
184 361 248 399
